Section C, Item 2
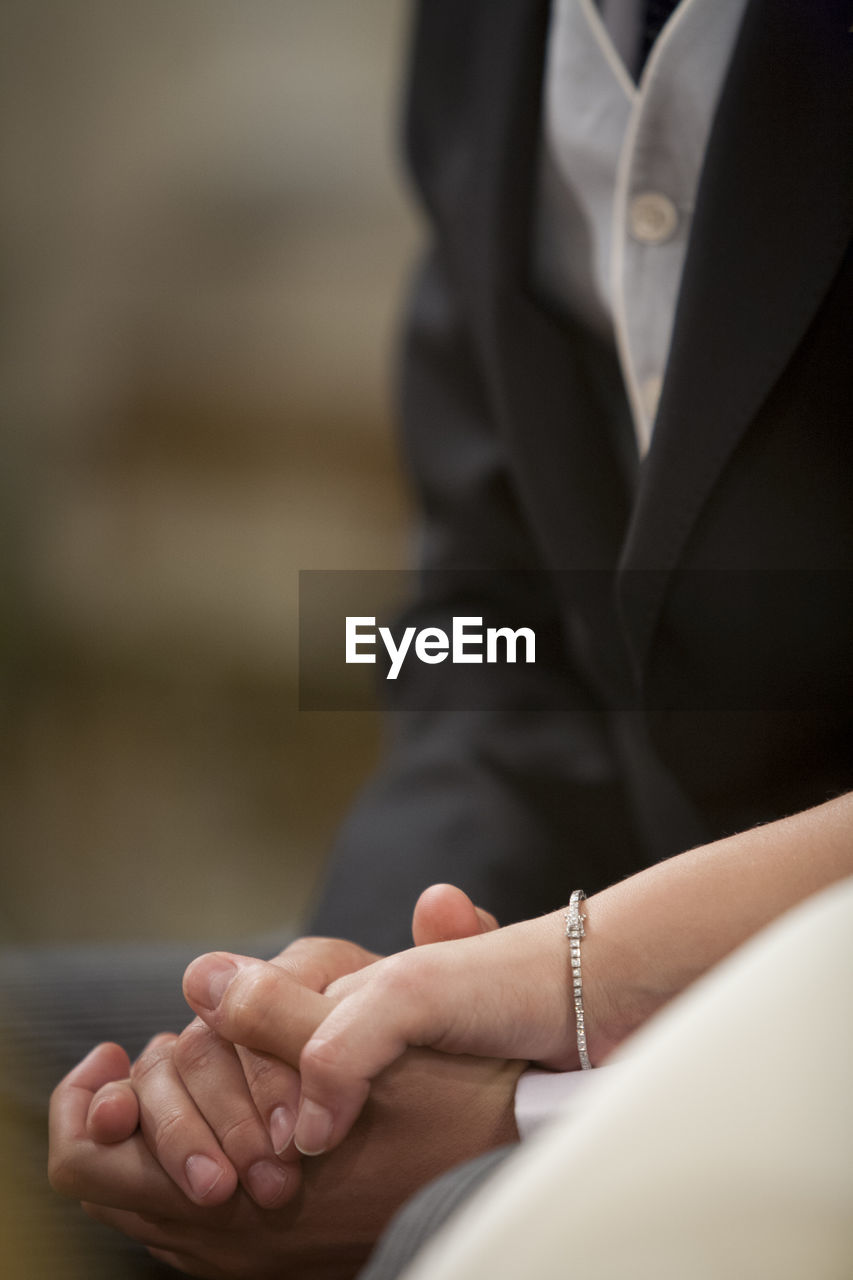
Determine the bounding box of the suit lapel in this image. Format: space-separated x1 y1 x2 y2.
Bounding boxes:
619 0 853 666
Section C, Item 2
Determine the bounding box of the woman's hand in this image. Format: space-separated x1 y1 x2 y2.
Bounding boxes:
183 903 589 1158
184 790 853 1159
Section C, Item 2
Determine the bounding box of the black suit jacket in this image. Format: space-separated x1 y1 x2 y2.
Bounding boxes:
310 0 853 952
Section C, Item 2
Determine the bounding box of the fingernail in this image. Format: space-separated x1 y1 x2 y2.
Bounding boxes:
246 1159 291 1207
294 1100 333 1156
184 956 237 1011
269 1105 294 1155
185 1154 225 1202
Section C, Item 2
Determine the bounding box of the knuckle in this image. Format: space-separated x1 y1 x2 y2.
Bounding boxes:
272 936 374 991
131 1034 177 1084
243 1050 281 1091
173 1020 217 1078
367 952 440 1039
270 937 327 986
224 968 282 1044
299 1034 343 1078
47 1148 78 1198
216 1109 263 1155
149 1104 188 1156
376 952 423 1000
277 935 326 961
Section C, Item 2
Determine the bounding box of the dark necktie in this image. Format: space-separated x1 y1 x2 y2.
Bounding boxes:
639 0 682 71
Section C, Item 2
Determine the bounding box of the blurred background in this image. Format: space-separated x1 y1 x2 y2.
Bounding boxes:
0 0 418 946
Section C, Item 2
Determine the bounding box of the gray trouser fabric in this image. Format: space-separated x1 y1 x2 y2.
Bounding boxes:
356 1148 517 1280
0 938 512 1280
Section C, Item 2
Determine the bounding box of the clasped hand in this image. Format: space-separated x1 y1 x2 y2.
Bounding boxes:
183 899 593 1161
48 886 530 1278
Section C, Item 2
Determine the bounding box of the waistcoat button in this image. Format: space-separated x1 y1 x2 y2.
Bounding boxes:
629 192 679 244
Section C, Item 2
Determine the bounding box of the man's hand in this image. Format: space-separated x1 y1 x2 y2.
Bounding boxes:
52 886 501 1231
50 987 523 1279
78 935 381 1208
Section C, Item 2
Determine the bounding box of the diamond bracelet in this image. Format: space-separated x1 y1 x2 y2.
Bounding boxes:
565 889 592 1069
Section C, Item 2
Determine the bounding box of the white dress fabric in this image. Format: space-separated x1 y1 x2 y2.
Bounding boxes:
402 877 853 1280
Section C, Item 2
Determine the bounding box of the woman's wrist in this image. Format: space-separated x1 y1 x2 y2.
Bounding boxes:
577 792 853 1062
579 888 679 1064
512 901 649 1071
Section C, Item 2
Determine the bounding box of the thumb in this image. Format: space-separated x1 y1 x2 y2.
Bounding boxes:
412 883 499 946
183 952 330 1067
85 1078 139 1144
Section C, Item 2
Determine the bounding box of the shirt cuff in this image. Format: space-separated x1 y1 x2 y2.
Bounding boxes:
514 1066 604 1139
